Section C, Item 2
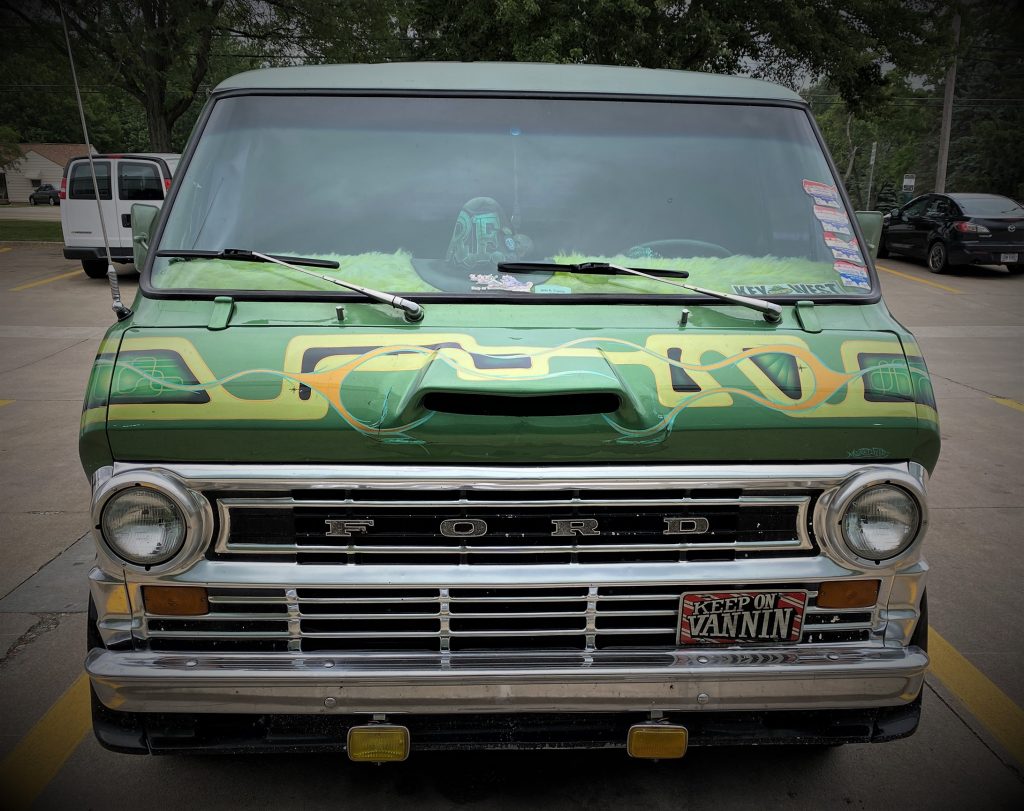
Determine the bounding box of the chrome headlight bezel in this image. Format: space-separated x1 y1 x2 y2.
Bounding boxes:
818 467 928 568
91 470 212 574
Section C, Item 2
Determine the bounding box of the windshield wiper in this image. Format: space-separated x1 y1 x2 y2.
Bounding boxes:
155 248 424 322
498 261 782 323
156 248 340 269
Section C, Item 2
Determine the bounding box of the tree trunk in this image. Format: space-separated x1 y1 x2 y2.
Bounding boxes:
144 103 173 153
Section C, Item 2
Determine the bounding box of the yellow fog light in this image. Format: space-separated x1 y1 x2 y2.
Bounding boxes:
346 725 410 762
626 724 688 759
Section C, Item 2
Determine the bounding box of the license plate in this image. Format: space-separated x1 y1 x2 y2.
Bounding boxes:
679 590 807 645
1001 253 1019 263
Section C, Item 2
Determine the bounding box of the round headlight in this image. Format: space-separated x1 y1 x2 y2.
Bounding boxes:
841 484 920 560
100 487 186 565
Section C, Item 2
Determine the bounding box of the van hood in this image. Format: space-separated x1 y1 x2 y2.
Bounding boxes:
91 321 938 468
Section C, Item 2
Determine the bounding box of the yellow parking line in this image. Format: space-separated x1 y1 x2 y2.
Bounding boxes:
0 674 91 810
929 628 1024 767
992 397 1024 414
9 268 79 290
0 246 12 253
875 264 964 294
0 399 13 408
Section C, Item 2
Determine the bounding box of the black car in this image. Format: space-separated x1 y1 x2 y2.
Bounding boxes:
880 193 1023 274
28 183 60 206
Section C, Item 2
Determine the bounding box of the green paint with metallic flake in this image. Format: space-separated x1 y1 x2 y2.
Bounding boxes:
78 300 939 476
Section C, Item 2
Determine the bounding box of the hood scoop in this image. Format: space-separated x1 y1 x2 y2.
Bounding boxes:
386 348 644 427
422 391 621 417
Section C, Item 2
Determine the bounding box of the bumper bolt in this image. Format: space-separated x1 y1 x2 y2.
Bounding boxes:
697 656 709 664
324 697 337 709
697 693 709 704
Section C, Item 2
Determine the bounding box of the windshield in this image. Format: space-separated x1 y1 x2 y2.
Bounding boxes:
955 196 1024 217
154 95 871 298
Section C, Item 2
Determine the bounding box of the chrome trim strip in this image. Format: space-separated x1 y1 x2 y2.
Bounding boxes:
111 461 907 491
86 645 928 714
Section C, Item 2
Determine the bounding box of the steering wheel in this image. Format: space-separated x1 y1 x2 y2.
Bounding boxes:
626 239 732 260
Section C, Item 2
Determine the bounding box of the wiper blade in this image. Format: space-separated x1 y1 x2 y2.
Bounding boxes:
156 248 424 322
499 261 689 279
156 248 340 269
498 261 782 323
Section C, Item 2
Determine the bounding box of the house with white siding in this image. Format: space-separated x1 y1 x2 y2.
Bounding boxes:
0 143 95 204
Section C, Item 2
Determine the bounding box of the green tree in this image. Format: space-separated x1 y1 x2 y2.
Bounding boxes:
0 1 406 152
0 126 22 169
944 0 1024 199
406 0 948 107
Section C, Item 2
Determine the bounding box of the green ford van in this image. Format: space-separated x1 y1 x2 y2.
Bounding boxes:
81 63 937 758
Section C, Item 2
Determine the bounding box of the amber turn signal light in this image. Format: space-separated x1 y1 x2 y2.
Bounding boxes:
142 585 209 616
347 725 410 762
816 579 880 609
626 725 688 759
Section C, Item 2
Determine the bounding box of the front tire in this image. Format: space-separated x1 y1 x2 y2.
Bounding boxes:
877 237 889 259
927 241 949 274
1007 264 1024 275
81 259 108 279
29 197 36 205
48 196 57 206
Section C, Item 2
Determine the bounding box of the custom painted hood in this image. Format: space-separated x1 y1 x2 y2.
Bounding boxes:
80 305 939 474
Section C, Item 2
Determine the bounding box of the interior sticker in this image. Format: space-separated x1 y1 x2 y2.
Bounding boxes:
834 260 870 289
534 284 572 294
469 273 534 293
732 282 844 296
802 179 841 209
813 205 851 234
823 232 863 263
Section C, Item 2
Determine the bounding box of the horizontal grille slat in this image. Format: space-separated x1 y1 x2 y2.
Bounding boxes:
212 491 816 565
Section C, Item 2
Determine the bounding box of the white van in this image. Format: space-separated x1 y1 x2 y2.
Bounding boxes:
60 153 180 278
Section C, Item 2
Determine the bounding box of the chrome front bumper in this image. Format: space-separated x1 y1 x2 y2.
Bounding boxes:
87 645 927 716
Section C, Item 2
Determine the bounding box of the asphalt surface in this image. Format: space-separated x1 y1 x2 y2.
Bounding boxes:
0 206 62 221
0 242 1022 809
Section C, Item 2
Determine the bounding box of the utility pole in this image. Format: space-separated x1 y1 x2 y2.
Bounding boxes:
936 10 961 193
866 141 877 210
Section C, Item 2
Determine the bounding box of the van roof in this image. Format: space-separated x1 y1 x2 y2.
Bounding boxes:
214 62 803 103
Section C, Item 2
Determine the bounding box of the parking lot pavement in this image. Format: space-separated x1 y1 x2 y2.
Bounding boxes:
0 244 1021 808
0 205 62 222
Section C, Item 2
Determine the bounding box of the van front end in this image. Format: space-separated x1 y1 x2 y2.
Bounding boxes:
79 63 939 758
81 314 936 755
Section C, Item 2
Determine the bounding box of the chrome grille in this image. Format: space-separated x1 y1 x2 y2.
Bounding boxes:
212 490 816 565
140 585 876 653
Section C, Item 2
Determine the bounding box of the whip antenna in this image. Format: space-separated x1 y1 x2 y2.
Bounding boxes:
59 2 131 321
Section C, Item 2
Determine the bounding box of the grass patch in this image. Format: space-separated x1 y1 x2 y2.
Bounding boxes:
0 220 63 242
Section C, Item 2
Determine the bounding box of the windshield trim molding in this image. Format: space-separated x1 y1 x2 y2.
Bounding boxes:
139 89 879 306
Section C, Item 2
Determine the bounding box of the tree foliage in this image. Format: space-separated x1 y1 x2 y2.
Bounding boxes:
811 0 1024 207
1 0 1017 210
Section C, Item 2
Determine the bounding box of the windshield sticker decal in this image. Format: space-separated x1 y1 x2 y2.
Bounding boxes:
732 283 844 296
468 273 534 293
813 205 852 234
802 180 841 209
834 260 870 289
534 284 572 294
823 232 864 263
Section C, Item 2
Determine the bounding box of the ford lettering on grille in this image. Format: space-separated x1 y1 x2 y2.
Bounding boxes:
214 490 816 564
